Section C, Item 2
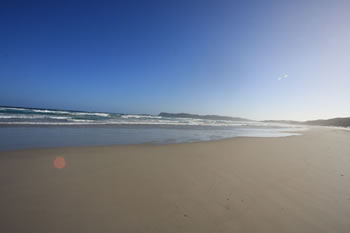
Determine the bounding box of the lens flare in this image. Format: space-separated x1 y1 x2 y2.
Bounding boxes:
54 156 66 169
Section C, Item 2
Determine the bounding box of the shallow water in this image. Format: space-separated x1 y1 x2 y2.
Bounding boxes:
0 124 306 151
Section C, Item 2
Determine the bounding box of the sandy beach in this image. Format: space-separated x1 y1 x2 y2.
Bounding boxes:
1 127 350 233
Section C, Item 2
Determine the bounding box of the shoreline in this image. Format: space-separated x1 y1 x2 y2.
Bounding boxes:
1 127 350 233
0 124 306 152
0 129 305 153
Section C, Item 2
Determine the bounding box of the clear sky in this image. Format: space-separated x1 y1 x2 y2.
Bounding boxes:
1 0 349 121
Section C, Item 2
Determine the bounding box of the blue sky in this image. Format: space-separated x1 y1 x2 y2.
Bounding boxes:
1 0 349 120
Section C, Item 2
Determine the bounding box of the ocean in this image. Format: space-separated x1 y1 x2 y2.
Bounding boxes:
0 107 306 150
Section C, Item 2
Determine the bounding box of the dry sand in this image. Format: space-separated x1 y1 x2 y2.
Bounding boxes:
1 127 350 233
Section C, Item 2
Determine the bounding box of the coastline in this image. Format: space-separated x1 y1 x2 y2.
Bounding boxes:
0 124 305 151
0 127 305 153
1 127 350 233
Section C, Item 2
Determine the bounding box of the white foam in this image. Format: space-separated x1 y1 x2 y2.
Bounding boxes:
28 109 109 117
102 119 246 126
70 112 110 117
0 107 27 111
121 115 145 119
48 116 72 120
0 115 16 119
0 114 72 120
71 119 95 123
0 114 45 119
31 109 71 114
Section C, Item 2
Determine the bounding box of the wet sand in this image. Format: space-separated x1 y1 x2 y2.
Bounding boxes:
1 127 350 233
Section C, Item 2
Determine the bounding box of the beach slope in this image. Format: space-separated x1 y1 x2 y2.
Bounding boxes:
1 127 350 233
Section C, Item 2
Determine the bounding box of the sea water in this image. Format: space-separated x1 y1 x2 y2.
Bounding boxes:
0 107 306 150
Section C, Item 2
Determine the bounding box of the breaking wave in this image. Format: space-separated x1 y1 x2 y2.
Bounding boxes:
0 106 306 132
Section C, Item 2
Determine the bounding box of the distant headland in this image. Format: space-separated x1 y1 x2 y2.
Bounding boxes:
158 112 250 121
